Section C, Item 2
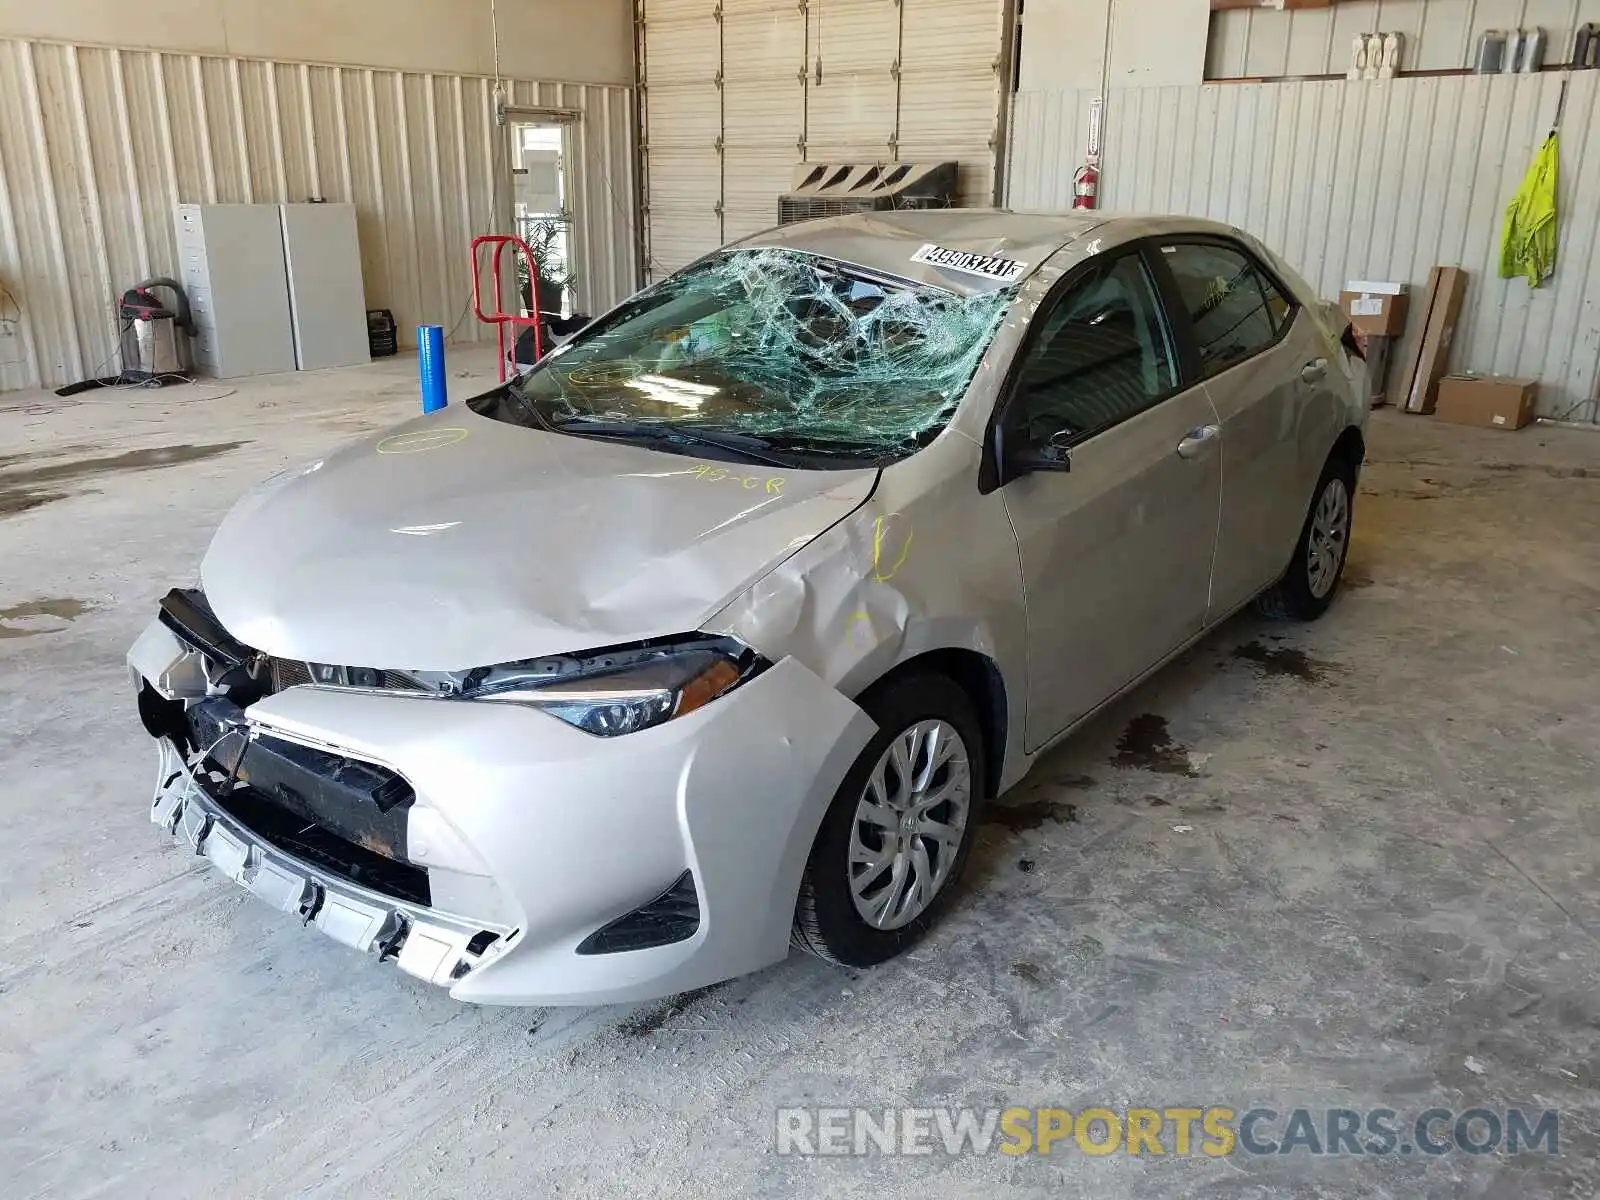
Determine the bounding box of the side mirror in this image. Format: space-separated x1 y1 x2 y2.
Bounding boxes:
983 422 1073 493
1009 428 1074 475
1341 322 1366 361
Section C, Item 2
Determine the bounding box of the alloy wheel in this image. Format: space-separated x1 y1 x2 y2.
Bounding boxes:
847 719 972 931
1307 476 1350 599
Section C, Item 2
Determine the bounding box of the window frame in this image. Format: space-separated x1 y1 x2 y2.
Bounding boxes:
979 240 1194 493
1144 235 1302 383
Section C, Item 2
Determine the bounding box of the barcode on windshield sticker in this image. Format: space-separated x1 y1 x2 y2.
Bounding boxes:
909 244 1027 284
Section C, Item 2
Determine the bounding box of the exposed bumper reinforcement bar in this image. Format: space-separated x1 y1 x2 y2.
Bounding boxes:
150 742 509 988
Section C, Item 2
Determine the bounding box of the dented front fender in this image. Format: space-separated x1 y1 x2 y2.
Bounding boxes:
706 432 1031 789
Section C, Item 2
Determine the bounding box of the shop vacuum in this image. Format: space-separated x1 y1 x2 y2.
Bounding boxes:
55 278 195 396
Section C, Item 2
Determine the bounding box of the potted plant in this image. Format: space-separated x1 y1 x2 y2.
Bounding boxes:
516 213 575 318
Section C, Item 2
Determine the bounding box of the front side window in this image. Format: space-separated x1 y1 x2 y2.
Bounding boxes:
1160 242 1294 377
1007 252 1177 447
469 248 1013 468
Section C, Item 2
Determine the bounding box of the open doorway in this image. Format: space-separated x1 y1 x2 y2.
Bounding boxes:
509 118 576 320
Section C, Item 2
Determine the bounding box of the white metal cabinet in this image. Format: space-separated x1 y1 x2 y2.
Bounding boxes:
279 203 370 371
174 204 297 378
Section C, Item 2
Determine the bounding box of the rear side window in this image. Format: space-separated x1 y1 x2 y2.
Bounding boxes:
1161 242 1294 378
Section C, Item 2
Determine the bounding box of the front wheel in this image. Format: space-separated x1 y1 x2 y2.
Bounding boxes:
1257 453 1356 621
792 674 984 968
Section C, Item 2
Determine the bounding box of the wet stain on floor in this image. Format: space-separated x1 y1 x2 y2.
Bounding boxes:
318 416 382 433
1111 714 1198 777
0 597 90 639
0 442 246 517
1009 961 1050 986
1232 640 1335 683
0 443 102 472
983 798 1078 832
0 489 69 517
1051 772 1098 790
1481 461 1592 479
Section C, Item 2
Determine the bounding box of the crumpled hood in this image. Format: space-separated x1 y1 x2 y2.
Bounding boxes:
201 409 876 670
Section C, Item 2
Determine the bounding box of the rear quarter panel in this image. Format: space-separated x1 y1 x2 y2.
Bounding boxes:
1245 229 1369 485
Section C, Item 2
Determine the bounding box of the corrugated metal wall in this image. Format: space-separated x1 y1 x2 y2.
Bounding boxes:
0 37 638 392
1208 0 1600 80
1008 73 1600 422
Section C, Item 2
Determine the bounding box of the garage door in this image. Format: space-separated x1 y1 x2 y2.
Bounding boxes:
641 0 1007 282
898 0 1008 207
641 0 724 278
723 0 807 245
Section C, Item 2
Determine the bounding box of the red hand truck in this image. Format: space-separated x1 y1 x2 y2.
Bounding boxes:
470 234 544 383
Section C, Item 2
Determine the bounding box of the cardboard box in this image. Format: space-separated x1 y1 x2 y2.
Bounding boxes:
1340 281 1409 338
1434 374 1539 430
1401 266 1469 414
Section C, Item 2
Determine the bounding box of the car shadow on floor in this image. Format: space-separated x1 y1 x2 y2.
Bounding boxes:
959 582 1363 900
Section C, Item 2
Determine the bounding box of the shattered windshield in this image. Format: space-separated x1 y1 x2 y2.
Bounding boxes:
469 248 1014 468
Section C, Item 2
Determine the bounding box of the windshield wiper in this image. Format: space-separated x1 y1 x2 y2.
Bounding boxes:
503 378 560 435
553 417 798 469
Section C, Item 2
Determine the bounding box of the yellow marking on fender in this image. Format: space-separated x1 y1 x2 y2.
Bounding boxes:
845 609 876 646
376 427 469 455
871 515 913 583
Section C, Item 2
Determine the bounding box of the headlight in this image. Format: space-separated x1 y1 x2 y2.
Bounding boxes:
466 637 763 737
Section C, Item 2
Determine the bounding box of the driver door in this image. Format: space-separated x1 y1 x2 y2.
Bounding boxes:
997 246 1222 751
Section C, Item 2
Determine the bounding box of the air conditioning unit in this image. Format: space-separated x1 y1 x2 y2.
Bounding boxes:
778 162 958 225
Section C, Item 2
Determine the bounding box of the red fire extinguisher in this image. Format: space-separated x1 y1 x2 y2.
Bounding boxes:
1073 161 1099 210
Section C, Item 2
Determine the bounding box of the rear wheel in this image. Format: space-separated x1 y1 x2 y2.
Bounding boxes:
792 674 983 967
1257 452 1356 620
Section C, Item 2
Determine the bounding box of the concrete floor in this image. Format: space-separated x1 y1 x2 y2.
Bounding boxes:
3 353 1599 1199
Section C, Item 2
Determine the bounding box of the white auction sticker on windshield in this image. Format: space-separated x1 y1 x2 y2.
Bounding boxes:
909 244 1027 284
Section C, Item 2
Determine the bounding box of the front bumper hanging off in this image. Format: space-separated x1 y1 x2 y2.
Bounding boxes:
130 615 875 1006
150 740 507 986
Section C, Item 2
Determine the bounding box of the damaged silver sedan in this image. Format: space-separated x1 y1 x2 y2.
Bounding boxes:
129 211 1367 1005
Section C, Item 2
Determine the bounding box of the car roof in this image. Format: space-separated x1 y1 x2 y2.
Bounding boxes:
732 209 1252 294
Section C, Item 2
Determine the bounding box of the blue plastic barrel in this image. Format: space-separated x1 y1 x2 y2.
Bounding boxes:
418 325 446 413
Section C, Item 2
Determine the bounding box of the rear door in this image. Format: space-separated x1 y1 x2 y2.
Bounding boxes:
1150 239 1322 619
996 245 1222 751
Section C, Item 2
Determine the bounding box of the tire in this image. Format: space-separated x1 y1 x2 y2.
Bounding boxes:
1257 451 1357 621
792 673 985 968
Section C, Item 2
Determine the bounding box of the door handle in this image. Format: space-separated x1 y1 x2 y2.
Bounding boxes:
1176 424 1220 459
1300 357 1328 383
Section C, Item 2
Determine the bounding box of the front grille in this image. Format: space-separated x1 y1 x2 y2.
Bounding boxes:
160 591 428 699
193 731 427 907
264 657 424 695
214 782 431 905
269 657 312 691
